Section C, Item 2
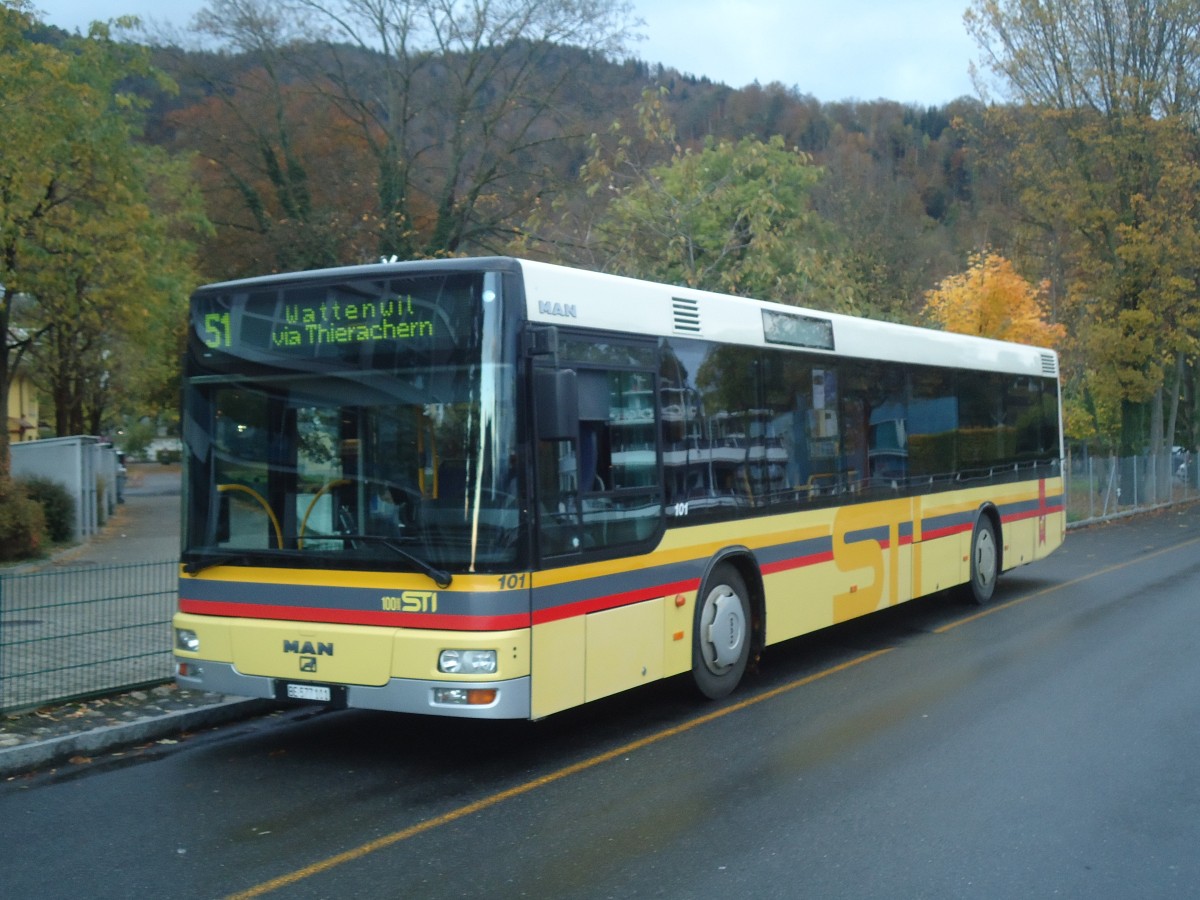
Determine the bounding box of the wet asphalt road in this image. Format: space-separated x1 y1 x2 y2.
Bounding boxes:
2 503 1198 899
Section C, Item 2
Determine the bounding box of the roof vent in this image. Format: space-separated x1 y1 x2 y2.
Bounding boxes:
672 297 701 333
1041 353 1058 377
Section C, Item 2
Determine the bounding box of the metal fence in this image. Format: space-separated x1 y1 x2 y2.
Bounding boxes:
0 560 177 714
1065 452 1200 524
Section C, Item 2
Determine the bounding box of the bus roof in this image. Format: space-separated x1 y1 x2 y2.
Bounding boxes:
516 259 1059 379
194 256 1059 379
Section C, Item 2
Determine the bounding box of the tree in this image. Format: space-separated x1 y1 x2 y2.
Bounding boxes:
922 250 1065 346
810 100 979 322
967 0 1200 497
27 146 204 435
167 67 378 276
967 0 1200 119
585 91 859 311
0 3 205 472
1 1 61 474
166 0 380 276
186 0 638 260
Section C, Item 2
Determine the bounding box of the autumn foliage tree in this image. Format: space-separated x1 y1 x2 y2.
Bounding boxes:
0 3 205 474
168 68 379 277
180 0 638 263
922 251 1064 347
968 0 1200 489
166 0 385 277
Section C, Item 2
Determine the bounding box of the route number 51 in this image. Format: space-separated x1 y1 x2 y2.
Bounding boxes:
203 312 232 349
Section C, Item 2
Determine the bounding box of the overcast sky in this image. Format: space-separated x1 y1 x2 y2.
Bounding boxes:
31 0 983 106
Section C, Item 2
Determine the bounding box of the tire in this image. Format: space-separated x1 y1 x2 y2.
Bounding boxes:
966 514 999 605
692 563 752 699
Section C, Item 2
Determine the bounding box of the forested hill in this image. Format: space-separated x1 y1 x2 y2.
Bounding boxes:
133 33 1000 322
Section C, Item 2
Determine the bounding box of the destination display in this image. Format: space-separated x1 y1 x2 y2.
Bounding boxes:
190 272 483 364
267 295 434 349
198 294 436 353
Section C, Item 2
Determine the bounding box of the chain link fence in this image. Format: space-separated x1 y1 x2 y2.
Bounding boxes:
1065 451 1200 525
0 560 177 714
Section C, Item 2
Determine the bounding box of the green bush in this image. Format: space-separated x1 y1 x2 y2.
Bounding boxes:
19 476 75 543
0 477 46 562
120 420 157 460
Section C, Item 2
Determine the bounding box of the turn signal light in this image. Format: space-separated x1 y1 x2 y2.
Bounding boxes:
433 688 499 706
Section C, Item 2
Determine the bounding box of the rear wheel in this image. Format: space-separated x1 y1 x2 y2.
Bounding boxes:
692 564 751 699
966 515 999 605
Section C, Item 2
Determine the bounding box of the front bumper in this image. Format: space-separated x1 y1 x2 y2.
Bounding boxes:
175 659 531 719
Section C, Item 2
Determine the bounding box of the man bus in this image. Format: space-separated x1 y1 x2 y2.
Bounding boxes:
175 257 1064 718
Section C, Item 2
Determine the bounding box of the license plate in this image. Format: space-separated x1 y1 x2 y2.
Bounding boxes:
285 683 331 702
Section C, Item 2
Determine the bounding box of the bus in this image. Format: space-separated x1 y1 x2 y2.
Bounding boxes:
174 257 1065 718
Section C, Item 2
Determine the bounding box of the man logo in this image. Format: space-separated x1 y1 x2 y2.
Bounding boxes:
299 657 318 673
537 300 577 318
283 639 334 656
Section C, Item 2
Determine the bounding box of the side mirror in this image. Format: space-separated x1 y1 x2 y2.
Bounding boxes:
535 368 579 441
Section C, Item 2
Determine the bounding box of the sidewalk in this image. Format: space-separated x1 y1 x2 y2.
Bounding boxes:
1 463 275 779
0 688 274 778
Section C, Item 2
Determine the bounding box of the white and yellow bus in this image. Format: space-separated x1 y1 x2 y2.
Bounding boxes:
174 257 1065 718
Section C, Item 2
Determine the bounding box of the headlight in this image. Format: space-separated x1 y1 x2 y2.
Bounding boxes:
438 648 498 674
175 628 200 652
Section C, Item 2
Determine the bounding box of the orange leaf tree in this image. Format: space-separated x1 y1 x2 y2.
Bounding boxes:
922 251 1064 347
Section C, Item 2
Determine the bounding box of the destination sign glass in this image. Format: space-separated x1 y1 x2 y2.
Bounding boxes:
190 272 485 369
762 309 835 351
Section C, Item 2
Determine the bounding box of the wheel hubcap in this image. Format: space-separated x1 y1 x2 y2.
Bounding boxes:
975 528 996 587
703 587 746 672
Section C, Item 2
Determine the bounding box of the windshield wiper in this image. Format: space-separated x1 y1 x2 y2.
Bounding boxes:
182 553 251 575
336 534 453 588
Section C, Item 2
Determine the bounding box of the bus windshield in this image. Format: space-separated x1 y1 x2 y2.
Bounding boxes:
181 269 519 576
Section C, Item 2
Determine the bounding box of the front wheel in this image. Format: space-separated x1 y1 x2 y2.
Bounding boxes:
966 515 999 605
692 564 751 699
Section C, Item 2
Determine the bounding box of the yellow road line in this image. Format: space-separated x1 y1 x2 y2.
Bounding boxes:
936 532 1200 634
225 648 892 899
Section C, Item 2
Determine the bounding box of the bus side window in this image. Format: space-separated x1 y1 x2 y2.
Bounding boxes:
534 366 583 556
578 369 613 492
536 435 582 556
592 369 661 543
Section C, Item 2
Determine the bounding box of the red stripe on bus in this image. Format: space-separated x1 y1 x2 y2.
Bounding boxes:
178 599 529 631
920 523 973 541
1002 503 1065 525
532 578 700 625
761 550 835 575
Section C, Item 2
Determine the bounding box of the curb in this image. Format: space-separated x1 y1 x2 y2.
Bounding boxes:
0 698 276 778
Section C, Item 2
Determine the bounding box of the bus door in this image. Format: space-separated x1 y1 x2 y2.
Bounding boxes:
530 335 664 563
528 333 669 712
